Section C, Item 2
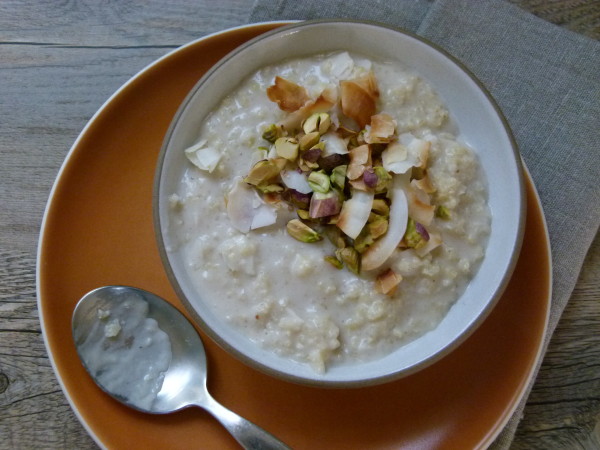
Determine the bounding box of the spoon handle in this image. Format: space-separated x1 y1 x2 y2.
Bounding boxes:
199 393 291 450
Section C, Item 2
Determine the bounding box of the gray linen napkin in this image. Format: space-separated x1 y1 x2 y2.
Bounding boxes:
251 0 600 446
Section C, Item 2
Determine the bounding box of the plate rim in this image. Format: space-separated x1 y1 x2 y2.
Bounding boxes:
36 21 552 449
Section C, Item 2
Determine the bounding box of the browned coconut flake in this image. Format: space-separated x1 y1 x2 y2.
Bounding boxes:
266 76 310 112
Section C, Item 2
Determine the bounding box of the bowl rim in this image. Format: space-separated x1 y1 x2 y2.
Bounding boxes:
153 19 526 387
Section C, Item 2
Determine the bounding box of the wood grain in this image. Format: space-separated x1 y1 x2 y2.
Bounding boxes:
1 1 598 449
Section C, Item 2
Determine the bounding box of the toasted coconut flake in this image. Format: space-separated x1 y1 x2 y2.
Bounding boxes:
376 269 402 295
413 173 436 194
279 86 338 131
184 141 222 173
322 51 355 80
407 181 435 226
353 71 380 99
340 80 376 129
337 189 374 239
365 113 396 144
347 144 371 180
349 144 371 166
227 178 277 232
348 178 369 191
415 231 442 257
399 133 430 169
361 179 409 271
382 134 431 174
321 131 349 156
346 163 366 181
381 142 411 174
280 169 312 194
266 76 310 112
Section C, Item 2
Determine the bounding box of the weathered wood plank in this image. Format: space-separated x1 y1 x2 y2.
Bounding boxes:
0 0 251 46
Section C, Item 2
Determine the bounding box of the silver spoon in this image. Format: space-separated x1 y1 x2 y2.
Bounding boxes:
72 285 290 450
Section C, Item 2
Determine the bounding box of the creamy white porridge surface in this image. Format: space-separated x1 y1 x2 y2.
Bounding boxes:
78 292 172 409
169 52 490 373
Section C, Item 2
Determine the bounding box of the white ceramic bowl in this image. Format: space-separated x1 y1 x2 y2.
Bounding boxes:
154 20 526 387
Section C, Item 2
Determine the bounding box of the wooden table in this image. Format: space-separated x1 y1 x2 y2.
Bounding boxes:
1 1 598 448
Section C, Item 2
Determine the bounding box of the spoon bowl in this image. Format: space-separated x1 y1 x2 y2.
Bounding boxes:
72 286 289 449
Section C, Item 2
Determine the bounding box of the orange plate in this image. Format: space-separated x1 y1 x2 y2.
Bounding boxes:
38 22 551 449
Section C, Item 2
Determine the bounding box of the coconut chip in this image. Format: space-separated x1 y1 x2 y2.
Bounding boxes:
266 76 310 112
226 178 277 233
184 141 222 173
375 269 403 295
340 80 376 129
337 189 374 239
278 86 338 132
365 113 396 144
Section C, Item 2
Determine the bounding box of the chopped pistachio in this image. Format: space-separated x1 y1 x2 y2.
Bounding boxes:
286 219 322 243
435 205 451 220
318 153 350 172
262 124 282 143
299 131 321 151
325 214 340 225
275 137 299 161
244 159 283 186
324 255 343 269
336 247 361 274
324 226 346 249
302 145 323 163
330 165 347 190
371 198 390 216
256 183 284 193
302 112 331 135
308 170 331 193
373 166 392 193
337 125 359 138
297 209 310 220
353 228 374 253
298 158 319 171
368 211 380 223
309 190 342 218
368 215 388 239
404 217 426 249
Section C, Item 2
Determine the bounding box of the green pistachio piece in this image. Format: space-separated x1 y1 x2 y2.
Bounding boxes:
324 255 343 270
308 170 331 193
353 228 374 253
244 159 283 186
324 227 346 249
286 219 323 243
275 137 299 161
373 166 392 193
336 247 361 274
371 198 390 216
302 112 331 135
299 131 321 151
262 124 282 143
368 216 388 239
256 183 284 193
330 165 347 190
435 205 451 220
297 209 310 220
404 218 426 249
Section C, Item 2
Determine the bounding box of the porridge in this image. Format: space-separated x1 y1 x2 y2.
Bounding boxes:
77 291 172 409
168 52 490 373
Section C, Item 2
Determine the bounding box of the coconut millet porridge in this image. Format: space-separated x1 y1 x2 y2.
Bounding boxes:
167 51 491 373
